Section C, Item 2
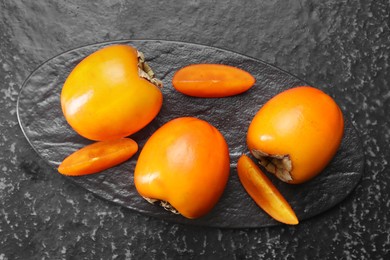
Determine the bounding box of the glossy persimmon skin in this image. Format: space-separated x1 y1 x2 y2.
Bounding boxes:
172 64 255 97
237 155 298 225
61 44 163 141
247 86 344 184
58 138 138 176
134 117 230 219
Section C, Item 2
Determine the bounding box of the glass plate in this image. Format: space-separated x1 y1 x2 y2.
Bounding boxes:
17 40 364 228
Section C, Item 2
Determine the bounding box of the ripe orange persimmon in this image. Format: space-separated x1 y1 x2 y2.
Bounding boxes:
237 155 298 225
134 117 230 219
247 86 344 184
172 64 255 97
61 44 163 141
58 138 138 176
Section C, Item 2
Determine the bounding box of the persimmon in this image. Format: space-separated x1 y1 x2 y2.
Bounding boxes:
237 155 298 225
172 64 255 97
247 86 344 184
61 44 163 141
58 138 138 176
134 117 230 219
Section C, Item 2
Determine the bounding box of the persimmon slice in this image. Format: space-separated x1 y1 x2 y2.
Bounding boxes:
237 154 299 225
58 138 138 176
172 64 255 97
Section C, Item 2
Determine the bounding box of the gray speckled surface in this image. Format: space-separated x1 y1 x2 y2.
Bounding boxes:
0 0 389 259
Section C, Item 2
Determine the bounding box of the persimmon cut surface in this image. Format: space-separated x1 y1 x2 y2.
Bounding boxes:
61 44 163 141
237 155 299 225
134 117 230 219
58 138 138 176
247 86 344 184
172 64 255 97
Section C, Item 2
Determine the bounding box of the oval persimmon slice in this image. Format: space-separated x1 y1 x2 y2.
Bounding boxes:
58 138 138 176
172 64 255 97
237 154 299 225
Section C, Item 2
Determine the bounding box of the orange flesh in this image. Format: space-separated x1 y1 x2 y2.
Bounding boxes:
237 154 299 225
172 64 255 98
58 138 138 176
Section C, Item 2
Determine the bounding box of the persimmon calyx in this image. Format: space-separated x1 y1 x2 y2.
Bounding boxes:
251 149 293 182
143 197 180 215
137 51 163 88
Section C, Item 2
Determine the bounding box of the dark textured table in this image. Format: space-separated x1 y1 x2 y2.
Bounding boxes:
1 1 389 259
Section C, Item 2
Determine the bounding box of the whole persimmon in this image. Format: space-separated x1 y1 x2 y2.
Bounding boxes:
134 117 230 219
247 86 344 184
61 44 163 141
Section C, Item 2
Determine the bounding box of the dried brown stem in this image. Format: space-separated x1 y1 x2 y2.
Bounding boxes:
143 197 180 215
137 51 163 88
251 149 293 182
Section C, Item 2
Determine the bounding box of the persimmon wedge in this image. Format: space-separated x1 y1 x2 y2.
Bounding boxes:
172 64 255 97
58 138 138 176
237 154 299 225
